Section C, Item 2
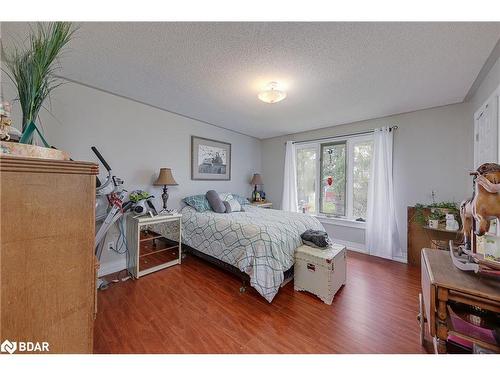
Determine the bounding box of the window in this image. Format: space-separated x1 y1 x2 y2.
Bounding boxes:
295 135 373 220
320 142 346 216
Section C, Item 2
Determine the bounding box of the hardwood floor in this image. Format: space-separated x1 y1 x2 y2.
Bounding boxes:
94 251 428 354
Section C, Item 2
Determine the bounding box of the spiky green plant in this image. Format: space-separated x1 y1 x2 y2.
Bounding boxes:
3 22 75 133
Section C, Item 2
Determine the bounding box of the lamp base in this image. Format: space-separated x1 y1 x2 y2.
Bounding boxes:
161 185 169 212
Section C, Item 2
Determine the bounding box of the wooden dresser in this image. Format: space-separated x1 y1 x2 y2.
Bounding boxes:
0 156 98 353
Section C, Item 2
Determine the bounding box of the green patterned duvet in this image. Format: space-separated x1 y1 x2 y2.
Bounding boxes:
181 205 324 302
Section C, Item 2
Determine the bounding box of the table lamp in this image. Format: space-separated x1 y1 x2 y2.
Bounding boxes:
250 173 264 201
154 168 178 213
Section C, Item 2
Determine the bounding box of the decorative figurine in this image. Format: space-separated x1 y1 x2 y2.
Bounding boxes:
0 100 12 141
445 213 459 231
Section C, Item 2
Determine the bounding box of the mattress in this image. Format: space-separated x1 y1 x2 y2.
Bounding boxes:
181 205 324 302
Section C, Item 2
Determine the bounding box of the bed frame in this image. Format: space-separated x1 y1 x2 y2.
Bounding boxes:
183 244 294 292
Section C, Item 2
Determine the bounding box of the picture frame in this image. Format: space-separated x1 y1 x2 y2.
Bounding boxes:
191 136 231 180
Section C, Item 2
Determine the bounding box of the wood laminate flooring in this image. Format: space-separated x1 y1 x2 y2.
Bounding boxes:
94 251 428 353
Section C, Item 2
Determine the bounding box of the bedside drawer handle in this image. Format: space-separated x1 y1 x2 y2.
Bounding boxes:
307 263 316 272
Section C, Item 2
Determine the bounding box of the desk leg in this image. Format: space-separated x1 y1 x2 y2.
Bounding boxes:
436 287 449 354
418 293 424 345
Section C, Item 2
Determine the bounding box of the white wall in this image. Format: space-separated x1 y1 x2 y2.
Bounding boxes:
262 102 474 260
4 81 262 275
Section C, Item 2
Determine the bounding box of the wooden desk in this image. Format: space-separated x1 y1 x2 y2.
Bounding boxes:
420 248 500 353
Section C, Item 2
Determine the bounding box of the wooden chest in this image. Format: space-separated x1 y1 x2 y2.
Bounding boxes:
294 244 347 305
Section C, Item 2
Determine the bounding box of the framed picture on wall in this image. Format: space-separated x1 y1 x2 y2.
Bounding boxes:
191 136 231 180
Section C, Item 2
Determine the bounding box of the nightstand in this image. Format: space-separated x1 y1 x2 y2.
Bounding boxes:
250 200 272 209
127 213 182 278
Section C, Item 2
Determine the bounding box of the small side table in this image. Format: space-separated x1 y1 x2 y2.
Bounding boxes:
250 200 272 209
127 213 182 278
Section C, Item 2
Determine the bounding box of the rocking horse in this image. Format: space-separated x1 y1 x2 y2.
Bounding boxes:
460 163 500 250
453 163 500 275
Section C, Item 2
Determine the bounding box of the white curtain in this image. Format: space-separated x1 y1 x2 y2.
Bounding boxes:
282 141 298 212
366 127 402 259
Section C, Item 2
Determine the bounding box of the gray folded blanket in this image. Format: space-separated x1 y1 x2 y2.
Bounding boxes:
301 229 331 248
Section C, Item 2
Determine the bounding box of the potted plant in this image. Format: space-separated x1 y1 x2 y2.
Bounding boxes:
428 209 443 229
413 201 461 229
3 22 75 147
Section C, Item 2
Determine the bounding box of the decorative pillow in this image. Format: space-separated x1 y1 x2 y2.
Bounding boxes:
206 190 226 213
182 195 212 212
223 201 232 213
231 194 250 205
218 192 234 202
226 198 242 212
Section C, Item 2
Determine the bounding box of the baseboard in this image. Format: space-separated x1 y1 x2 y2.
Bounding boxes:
98 258 127 277
332 239 408 264
332 239 367 253
391 254 408 264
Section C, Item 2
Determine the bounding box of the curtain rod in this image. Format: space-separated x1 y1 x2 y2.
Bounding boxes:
291 125 398 145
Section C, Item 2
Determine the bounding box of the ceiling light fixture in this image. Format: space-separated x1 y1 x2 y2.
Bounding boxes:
258 81 287 104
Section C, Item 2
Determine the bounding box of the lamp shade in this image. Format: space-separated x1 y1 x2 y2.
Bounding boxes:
154 168 178 186
250 173 264 185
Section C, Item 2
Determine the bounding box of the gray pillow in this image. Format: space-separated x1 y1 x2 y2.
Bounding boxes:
223 201 232 213
206 190 226 213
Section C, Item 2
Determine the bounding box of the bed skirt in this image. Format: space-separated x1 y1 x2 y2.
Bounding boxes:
183 244 294 285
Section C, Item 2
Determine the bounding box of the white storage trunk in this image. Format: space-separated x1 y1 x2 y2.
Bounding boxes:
294 244 346 305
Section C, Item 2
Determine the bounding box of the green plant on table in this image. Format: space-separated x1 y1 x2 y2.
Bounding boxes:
413 201 461 227
428 209 444 221
2 22 76 143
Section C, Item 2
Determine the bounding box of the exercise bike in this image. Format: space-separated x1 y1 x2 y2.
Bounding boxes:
92 147 158 289
92 147 133 289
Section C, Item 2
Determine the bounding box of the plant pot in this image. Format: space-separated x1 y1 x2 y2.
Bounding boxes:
0 141 69 161
429 219 439 229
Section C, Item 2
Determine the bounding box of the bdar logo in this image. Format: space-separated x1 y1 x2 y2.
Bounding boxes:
1 339 17 354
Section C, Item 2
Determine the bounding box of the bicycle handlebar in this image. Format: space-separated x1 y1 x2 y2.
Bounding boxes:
91 146 112 172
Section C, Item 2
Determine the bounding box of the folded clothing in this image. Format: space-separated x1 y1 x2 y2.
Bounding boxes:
301 229 331 248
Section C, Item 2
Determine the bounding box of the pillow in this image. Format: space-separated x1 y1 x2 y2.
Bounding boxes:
231 194 250 205
182 195 212 212
206 190 226 213
226 198 242 212
223 201 232 213
218 192 234 202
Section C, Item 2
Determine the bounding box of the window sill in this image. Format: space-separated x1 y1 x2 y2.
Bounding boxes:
314 215 366 229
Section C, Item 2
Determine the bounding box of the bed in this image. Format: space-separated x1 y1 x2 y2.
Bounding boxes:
181 204 324 302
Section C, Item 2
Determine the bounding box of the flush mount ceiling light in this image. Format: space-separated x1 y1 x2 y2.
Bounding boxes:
257 81 287 104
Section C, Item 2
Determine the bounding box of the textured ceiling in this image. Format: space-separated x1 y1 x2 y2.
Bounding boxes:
2 22 500 139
